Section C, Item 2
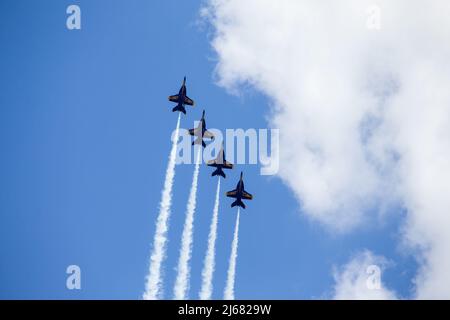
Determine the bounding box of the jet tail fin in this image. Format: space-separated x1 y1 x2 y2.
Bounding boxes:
212 168 226 178
172 104 186 114
231 199 245 209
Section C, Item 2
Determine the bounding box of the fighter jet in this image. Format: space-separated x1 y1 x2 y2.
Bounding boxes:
189 110 214 148
207 146 233 178
168 76 194 114
226 172 253 209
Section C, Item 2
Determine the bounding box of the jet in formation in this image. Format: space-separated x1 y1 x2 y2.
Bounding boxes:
189 110 214 148
226 172 253 209
207 145 233 178
167 78 255 208
168 76 194 114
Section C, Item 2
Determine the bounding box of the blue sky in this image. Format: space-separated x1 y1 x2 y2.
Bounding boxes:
0 0 418 299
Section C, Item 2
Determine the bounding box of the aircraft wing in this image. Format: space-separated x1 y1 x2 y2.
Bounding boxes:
168 94 179 102
223 160 233 169
188 128 197 136
207 159 231 167
184 96 194 106
203 130 214 139
189 120 204 136
242 190 253 200
226 190 238 198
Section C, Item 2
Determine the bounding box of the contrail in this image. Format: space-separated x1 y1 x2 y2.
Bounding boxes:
173 148 201 300
224 208 240 300
143 113 181 300
199 178 221 300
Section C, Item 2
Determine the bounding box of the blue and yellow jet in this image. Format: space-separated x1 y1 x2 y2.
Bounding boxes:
189 110 214 148
207 145 233 178
226 172 253 209
168 77 194 114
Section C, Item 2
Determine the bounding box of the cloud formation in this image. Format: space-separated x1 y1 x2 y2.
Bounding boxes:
204 0 450 298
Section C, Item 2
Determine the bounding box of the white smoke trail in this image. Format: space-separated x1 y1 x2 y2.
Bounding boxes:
173 148 201 300
143 114 181 300
224 208 240 300
199 178 221 300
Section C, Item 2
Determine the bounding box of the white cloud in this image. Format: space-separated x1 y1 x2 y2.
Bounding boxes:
333 250 397 300
204 0 450 298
